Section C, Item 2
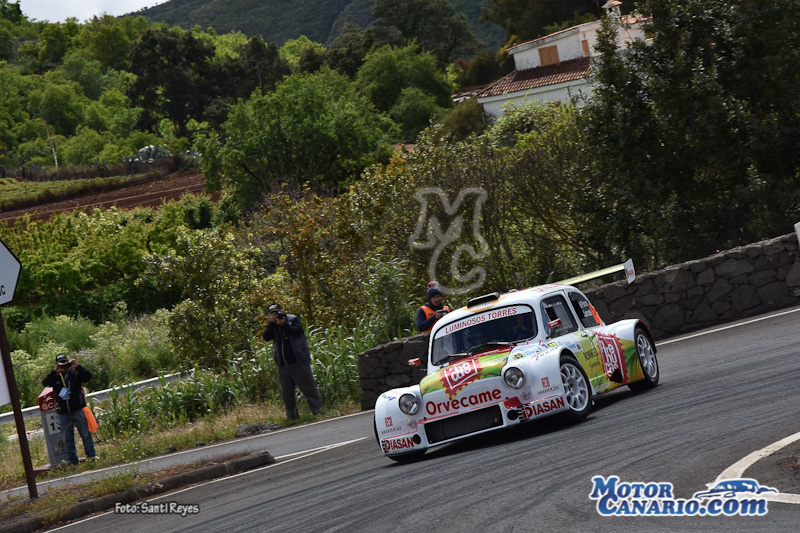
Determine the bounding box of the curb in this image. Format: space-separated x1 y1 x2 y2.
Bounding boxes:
0 451 275 533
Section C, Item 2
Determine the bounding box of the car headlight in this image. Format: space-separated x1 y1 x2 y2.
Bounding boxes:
503 367 525 389
398 393 420 415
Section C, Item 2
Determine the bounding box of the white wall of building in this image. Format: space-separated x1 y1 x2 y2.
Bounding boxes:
481 79 593 119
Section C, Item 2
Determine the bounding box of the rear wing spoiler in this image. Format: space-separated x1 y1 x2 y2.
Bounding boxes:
559 259 635 286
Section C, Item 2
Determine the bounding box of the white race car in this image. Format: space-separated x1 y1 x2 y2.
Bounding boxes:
374 263 659 461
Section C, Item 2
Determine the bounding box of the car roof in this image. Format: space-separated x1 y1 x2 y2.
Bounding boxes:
431 283 579 336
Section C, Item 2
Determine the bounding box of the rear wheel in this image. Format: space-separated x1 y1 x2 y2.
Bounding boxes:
628 327 659 391
560 354 592 421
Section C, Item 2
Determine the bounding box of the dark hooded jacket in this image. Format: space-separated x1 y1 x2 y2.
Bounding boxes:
263 313 311 366
42 366 92 414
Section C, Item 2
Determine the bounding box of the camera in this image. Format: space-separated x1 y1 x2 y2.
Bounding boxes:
58 362 71 368
276 312 287 320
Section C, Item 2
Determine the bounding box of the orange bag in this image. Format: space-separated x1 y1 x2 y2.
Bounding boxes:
83 406 98 433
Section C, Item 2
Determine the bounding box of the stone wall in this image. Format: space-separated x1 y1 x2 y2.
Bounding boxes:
586 233 800 339
358 232 800 409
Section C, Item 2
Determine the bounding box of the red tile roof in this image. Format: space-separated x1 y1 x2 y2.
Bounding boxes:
477 57 591 99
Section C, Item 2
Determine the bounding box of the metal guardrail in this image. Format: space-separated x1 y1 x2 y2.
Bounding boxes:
0 371 190 426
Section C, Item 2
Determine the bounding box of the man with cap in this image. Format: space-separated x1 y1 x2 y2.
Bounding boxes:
263 304 323 420
416 283 451 333
42 354 96 464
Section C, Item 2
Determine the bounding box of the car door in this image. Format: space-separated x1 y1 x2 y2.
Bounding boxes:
565 290 632 393
540 292 608 393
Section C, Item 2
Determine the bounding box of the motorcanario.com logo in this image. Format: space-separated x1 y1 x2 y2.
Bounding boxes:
590 476 778 517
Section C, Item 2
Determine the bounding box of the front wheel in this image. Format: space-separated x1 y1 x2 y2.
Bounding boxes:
560 354 592 421
628 327 659 391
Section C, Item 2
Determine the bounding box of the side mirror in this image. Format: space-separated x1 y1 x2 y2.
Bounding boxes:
408 358 421 367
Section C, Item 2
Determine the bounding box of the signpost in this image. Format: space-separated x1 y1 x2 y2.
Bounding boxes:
0 238 37 498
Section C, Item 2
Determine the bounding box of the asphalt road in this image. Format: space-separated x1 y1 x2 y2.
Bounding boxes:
53 307 800 532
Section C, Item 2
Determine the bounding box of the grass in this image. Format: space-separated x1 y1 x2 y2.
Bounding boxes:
0 399 360 493
0 397 360 529
0 173 156 211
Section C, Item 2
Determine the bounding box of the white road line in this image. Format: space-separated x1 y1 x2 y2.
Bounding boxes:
711 431 800 504
657 306 800 504
48 437 369 530
656 306 800 346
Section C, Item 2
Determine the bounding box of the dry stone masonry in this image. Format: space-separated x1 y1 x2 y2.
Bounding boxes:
358 232 800 409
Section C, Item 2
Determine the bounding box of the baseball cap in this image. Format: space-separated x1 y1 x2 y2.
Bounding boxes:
268 303 282 314
55 353 70 366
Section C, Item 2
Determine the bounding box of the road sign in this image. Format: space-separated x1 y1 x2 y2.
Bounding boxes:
0 239 21 306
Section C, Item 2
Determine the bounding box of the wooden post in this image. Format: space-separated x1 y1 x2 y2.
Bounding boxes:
0 309 37 499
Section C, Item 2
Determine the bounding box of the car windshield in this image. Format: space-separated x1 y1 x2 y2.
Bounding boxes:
431 305 537 366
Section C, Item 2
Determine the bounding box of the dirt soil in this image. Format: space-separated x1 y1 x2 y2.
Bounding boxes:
0 173 208 224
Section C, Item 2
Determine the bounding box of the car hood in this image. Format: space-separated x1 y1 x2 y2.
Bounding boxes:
420 347 512 399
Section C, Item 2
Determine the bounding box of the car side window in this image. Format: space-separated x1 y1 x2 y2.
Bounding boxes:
568 291 602 328
540 295 578 337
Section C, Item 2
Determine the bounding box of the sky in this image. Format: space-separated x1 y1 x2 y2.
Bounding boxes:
17 1 167 23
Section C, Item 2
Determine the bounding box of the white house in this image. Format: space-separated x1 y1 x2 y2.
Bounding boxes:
477 1 646 119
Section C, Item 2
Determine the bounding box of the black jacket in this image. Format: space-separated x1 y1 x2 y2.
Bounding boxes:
42 366 92 414
263 314 311 366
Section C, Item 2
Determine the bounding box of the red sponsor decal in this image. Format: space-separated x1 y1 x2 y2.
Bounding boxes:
521 397 566 420
425 389 502 416
441 359 481 399
596 332 627 381
541 376 550 388
385 417 392 428
382 436 415 452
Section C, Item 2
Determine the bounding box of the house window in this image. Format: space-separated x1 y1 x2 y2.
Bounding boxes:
538 45 559 66
581 39 590 57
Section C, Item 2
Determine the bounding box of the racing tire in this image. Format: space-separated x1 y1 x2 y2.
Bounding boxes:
560 354 592 422
628 327 659 391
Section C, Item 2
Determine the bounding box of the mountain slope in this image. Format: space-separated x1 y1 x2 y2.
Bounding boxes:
134 0 503 49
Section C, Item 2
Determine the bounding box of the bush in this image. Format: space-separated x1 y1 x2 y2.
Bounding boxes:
82 310 175 389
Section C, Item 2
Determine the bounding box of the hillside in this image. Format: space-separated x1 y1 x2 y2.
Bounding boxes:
0 173 208 224
133 0 503 49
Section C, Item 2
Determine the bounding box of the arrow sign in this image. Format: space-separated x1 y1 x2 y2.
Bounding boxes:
0 239 21 306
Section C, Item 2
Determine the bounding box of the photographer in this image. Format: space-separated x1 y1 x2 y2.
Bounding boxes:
41 354 96 464
416 284 451 333
263 304 323 420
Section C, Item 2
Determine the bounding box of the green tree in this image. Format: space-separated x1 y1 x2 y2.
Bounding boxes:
0 0 23 23
482 0 601 43
127 26 215 135
28 81 86 136
390 87 446 142
584 0 800 266
198 68 396 211
59 51 105 99
356 43 452 114
37 20 80 68
372 0 482 65
452 48 506 88
437 98 488 141
0 18 15 59
279 35 325 72
324 22 403 78
74 15 150 71
140 226 265 370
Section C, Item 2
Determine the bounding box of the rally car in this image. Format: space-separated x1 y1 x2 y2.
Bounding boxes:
374 262 659 461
